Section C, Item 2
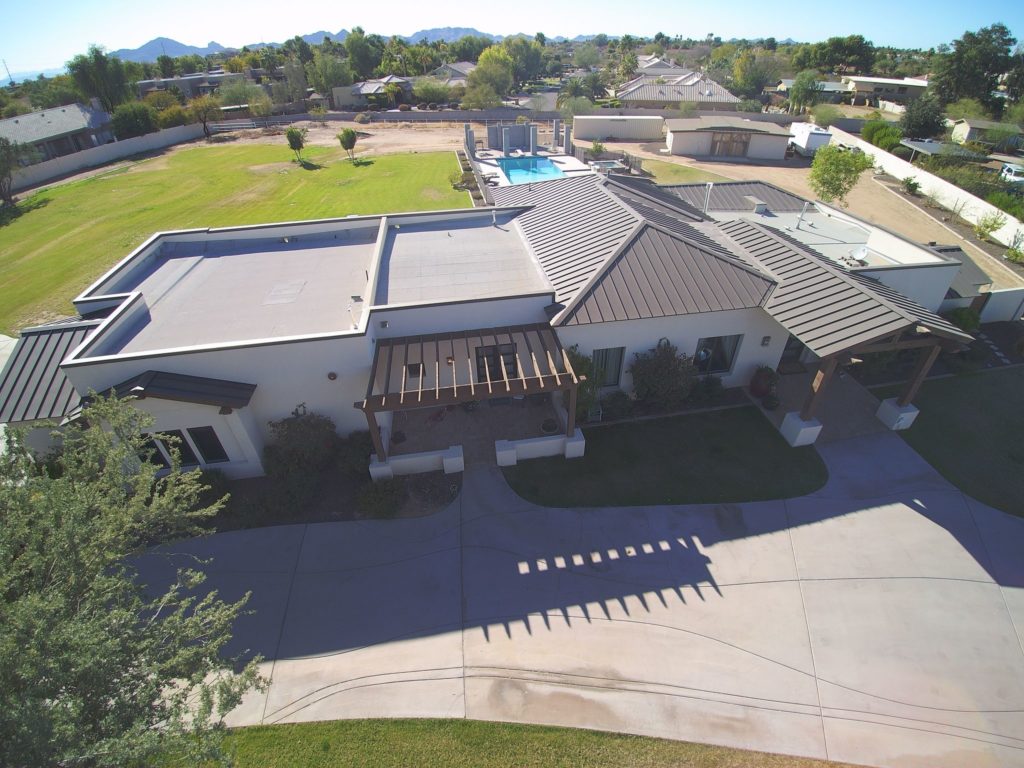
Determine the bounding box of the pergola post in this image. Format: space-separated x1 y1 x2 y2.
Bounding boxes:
364 408 386 461
898 343 941 407
566 386 577 436
800 357 838 421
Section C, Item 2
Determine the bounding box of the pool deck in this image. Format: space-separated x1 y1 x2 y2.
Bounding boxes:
474 149 592 187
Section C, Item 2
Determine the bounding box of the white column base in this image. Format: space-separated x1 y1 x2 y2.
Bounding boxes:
780 411 823 447
876 398 920 431
368 456 394 482
495 440 517 467
442 445 464 474
564 428 586 458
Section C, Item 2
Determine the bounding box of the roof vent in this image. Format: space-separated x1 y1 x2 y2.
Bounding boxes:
744 195 768 214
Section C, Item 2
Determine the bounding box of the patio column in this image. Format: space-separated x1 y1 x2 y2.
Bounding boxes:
566 386 577 437
898 343 941 406
799 357 838 421
563 124 572 155
551 119 561 151
364 409 387 461
502 126 511 156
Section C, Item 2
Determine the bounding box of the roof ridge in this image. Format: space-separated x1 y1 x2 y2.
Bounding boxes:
640 218 777 287
555 220 647 325
603 176 706 222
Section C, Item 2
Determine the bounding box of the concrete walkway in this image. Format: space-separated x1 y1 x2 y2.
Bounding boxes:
137 432 1024 767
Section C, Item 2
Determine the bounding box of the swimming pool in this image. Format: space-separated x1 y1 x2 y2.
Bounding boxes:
496 156 565 184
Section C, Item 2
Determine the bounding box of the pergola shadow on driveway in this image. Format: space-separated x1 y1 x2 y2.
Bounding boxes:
136 432 1024 768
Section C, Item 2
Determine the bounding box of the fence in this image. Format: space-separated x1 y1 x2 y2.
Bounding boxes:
12 124 206 192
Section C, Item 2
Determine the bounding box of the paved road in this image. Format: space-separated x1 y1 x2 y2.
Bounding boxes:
137 432 1024 767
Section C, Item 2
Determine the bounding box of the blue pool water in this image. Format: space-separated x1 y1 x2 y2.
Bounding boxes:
496 156 566 184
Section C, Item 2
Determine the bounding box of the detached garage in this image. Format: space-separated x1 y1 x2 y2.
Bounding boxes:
665 117 792 160
572 116 664 141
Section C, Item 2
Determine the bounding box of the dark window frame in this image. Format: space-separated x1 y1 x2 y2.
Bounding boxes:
187 426 229 464
694 334 743 374
592 347 625 387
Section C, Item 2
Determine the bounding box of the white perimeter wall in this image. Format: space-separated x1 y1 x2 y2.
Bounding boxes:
557 308 789 392
747 134 789 160
12 124 205 192
572 116 664 141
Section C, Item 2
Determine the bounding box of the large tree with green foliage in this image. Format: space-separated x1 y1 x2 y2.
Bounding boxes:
809 144 874 205
67 45 131 112
189 95 222 137
345 27 379 81
788 70 824 114
305 50 353 104
0 396 262 768
285 126 306 162
338 127 358 161
931 24 1016 113
731 50 782 99
574 42 600 70
0 137 32 208
900 93 946 139
502 36 544 88
111 102 158 139
468 46 515 97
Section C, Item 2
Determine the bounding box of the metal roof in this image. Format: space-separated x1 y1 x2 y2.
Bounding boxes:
899 139 988 160
602 175 707 222
664 117 791 136
662 181 809 213
952 118 1022 133
491 175 640 305
562 225 775 326
109 371 257 410
0 320 98 424
0 104 110 145
718 219 972 356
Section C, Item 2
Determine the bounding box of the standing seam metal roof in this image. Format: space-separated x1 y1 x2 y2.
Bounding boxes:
717 219 971 356
662 181 810 213
0 320 98 424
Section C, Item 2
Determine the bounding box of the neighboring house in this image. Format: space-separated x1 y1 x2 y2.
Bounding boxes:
0 103 114 162
431 61 476 86
665 117 791 160
0 174 973 477
950 118 1023 148
616 72 740 110
332 75 413 108
135 71 246 100
840 76 929 105
769 79 849 103
634 56 691 77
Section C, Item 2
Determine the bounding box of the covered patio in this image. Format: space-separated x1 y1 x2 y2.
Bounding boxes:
355 323 584 479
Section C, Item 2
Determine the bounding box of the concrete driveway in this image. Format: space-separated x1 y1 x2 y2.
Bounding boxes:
137 432 1024 767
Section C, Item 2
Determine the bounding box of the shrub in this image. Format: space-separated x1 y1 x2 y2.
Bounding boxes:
337 430 374 475
566 345 600 422
871 125 903 152
1007 247 1024 264
112 102 158 139
986 191 1024 220
357 478 407 518
749 365 778 398
262 408 339 500
197 468 231 508
428 103 438 110
737 99 763 113
974 211 1008 242
600 390 633 420
891 145 912 160
589 139 605 158
811 104 841 128
627 339 697 410
688 375 725 405
398 103 411 111
417 102 429 111
156 104 190 129
353 112 371 124
901 177 921 195
947 307 981 332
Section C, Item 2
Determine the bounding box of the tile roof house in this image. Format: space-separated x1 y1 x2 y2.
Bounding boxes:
1 172 973 477
616 72 740 110
0 103 114 162
332 75 413 108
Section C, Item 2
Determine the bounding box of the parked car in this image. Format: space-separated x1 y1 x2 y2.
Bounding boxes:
1000 163 1024 184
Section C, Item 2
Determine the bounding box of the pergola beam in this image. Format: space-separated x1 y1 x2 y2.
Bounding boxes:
898 343 941 407
800 357 838 421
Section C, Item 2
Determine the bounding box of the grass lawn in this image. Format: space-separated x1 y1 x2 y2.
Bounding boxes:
0 145 468 333
503 406 827 507
875 368 1024 516
226 719 857 767
642 158 731 185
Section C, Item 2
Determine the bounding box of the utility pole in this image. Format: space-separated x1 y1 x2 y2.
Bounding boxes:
2 59 14 87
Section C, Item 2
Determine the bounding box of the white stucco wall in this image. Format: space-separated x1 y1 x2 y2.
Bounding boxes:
747 133 789 160
573 116 664 141
666 131 711 156
667 131 787 160
557 308 790 392
856 263 961 312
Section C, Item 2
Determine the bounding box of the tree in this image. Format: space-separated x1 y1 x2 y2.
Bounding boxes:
111 102 158 139
945 97 990 120
461 82 501 109
559 96 596 119
0 138 32 208
218 80 265 108
582 71 607 100
931 24 1016 113
788 69 824 114
731 50 782 98
66 45 130 112
809 144 874 205
281 35 314 65
556 77 587 108
286 125 306 162
0 396 262 767
900 94 945 138
469 46 515 97
811 104 842 128
249 93 273 119
502 36 544 88
345 27 378 80
143 90 180 112
413 78 451 105
382 82 403 108
618 52 639 83
156 54 176 77
283 59 308 103
338 127 358 161
189 95 222 138
574 42 600 70
305 50 353 105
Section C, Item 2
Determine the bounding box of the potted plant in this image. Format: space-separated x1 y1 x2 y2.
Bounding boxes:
761 383 780 411
750 365 779 398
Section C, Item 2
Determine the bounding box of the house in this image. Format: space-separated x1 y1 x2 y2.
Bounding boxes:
769 79 849 104
1 170 975 474
950 118 1023 148
665 117 792 160
840 76 929 105
430 61 476 86
0 103 114 162
135 71 246 100
634 55 691 77
616 72 740 110
332 75 413 108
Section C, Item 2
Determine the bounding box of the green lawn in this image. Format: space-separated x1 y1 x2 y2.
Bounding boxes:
503 406 828 507
643 158 731 185
875 368 1024 516
0 145 468 333
226 719 857 767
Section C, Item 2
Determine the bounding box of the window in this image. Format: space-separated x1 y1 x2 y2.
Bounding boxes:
157 429 199 466
406 362 424 380
187 426 229 464
695 335 742 374
140 437 170 469
592 347 625 387
476 343 516 382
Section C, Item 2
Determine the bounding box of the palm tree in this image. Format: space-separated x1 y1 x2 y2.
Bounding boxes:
556 77 587 108
582 72 607 100
383 82 403 108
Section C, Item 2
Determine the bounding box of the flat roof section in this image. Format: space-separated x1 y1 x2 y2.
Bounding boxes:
110 230 377 354
374 213 549 306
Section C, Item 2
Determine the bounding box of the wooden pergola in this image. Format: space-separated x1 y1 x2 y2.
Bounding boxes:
797 328 963 422
355 323 579 460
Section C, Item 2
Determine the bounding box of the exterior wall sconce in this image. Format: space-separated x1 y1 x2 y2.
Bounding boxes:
761 336 771 346
327 372 338 381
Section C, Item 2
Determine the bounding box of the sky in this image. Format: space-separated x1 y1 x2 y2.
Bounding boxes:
2 0 1022 74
